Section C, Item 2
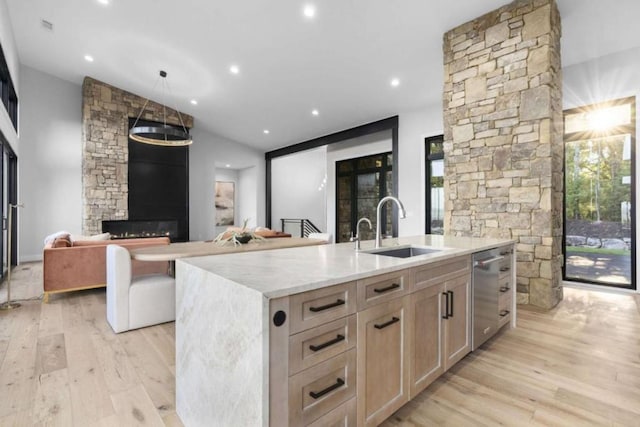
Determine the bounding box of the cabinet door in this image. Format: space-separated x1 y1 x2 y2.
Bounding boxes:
357 296 409 427
443 274 471 370
408 283 445 398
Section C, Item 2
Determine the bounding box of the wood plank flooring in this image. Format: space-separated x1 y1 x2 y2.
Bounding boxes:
0 262 639 426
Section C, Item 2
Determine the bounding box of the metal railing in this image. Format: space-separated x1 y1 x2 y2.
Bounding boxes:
280 218 322 237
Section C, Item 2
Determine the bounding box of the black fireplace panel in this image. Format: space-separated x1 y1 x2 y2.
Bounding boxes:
127 117 189 242
102 220 179 241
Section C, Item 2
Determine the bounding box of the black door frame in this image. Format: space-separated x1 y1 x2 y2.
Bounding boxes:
424 135 444 234
265 116 399 235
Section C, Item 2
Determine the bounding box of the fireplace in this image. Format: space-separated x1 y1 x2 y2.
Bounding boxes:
102 220 180 242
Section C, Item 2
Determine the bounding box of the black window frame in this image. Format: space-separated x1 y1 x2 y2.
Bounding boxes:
425 135 444 234
0 42 18 131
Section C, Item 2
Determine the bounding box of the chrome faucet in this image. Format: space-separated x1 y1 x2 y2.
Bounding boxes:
375 196 406 248
351 217 372 251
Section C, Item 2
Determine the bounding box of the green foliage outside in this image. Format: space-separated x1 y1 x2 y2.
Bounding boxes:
566 246 629 256
565 134 631 222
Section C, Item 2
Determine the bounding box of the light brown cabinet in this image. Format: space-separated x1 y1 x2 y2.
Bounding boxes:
356 296 410 427
268 249 511 426
442 273 471 369
409 256 471 397
408 283 445 397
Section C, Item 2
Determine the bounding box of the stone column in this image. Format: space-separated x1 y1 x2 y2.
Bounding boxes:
442 0 563 309
81 77 193 236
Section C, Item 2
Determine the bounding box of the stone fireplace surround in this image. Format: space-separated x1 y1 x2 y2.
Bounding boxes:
81 77 193 237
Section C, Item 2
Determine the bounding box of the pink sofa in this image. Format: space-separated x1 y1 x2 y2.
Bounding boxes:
43 236 170 302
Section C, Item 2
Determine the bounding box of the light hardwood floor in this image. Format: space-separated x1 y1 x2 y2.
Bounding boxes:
0 262 639 426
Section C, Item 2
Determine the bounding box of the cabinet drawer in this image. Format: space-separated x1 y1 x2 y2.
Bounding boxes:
498 308 511 328
289 315 357 375
357 270 410 310
289 349 357 426
414 255 471 291
499 286 512 311
290 282 357 334
307 397 356 427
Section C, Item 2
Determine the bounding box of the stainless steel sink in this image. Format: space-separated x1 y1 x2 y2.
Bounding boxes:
363 245 443 258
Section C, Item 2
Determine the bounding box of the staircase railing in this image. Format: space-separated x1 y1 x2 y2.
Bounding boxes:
280 218 323 237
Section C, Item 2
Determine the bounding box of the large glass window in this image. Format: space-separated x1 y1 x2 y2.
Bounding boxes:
0 45 18 131
425 136 444 234
564 97 635 289
336 152 392 243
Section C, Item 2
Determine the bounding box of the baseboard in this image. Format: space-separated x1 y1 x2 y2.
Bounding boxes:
19 254 43 263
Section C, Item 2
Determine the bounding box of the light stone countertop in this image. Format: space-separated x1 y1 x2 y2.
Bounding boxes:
176 234 514 299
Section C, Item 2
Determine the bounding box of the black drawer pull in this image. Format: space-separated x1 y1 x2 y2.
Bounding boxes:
500 266 510 272
374 316 400 330
309 334 345 352
373 283 400 294
499 310 510 317
309 378 345 399
447 290 454 317
309 299 345 312
500 286 510 293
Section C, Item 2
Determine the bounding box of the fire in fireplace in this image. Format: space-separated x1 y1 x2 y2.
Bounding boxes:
102 220 179 242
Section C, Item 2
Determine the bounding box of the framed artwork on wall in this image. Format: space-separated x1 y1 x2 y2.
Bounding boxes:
215 181 235 226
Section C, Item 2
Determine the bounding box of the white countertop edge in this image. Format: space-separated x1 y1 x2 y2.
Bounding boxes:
176 235 515 299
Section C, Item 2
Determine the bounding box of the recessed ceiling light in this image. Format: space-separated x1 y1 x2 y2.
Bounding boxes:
230 65 240 75
84 55 94 62
263 129 270 134
312 109 319 116
190 99 198 105
225 164 231 168
97 0 109 5
303 5 316 18
390 78 400 87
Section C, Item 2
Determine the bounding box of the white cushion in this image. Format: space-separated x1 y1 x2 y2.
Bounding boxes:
129 274 176 330
72 232 111 242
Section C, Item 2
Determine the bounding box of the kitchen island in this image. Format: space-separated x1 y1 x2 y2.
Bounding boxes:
175 235 515 426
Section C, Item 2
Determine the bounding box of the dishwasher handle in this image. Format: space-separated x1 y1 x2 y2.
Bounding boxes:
474 255 504 268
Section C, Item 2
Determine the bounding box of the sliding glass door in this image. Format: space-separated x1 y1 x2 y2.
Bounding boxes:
564 98 636 289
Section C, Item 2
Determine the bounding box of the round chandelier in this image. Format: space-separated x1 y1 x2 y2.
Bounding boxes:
129 70 192 147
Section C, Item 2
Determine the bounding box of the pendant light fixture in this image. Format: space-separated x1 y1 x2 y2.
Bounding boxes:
129 70 192 147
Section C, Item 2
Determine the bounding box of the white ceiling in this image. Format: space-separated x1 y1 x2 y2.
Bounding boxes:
6 0 640 151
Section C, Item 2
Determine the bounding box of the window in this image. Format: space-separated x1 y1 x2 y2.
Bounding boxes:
0 44 18 131
425 135 444 234
335 152 392 243
563 97 636 289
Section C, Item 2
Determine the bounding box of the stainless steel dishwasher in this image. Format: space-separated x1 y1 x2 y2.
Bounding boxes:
472 248 504 350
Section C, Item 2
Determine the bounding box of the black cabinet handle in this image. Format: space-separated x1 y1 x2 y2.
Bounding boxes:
500 266 510 272
374 316 400 329
373 283 401 294
500 286 510 293
309 334 345 352
442 292 449 319
447 290 454 317
309 299 345 312
309 378 345 399
499 310 510 317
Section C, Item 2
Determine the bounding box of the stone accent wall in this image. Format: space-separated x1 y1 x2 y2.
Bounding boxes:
81 77 193 235
442 0 563 309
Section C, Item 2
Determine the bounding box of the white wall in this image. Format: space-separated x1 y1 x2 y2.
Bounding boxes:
397 105 445 236
271 146 327 234
238 166 258 230
326 131 392 240
563 47 640 292
0 0 19 154
18 66 83 261
189 127 265 241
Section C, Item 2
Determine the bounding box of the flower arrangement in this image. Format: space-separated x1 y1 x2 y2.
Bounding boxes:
214 218 266 246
